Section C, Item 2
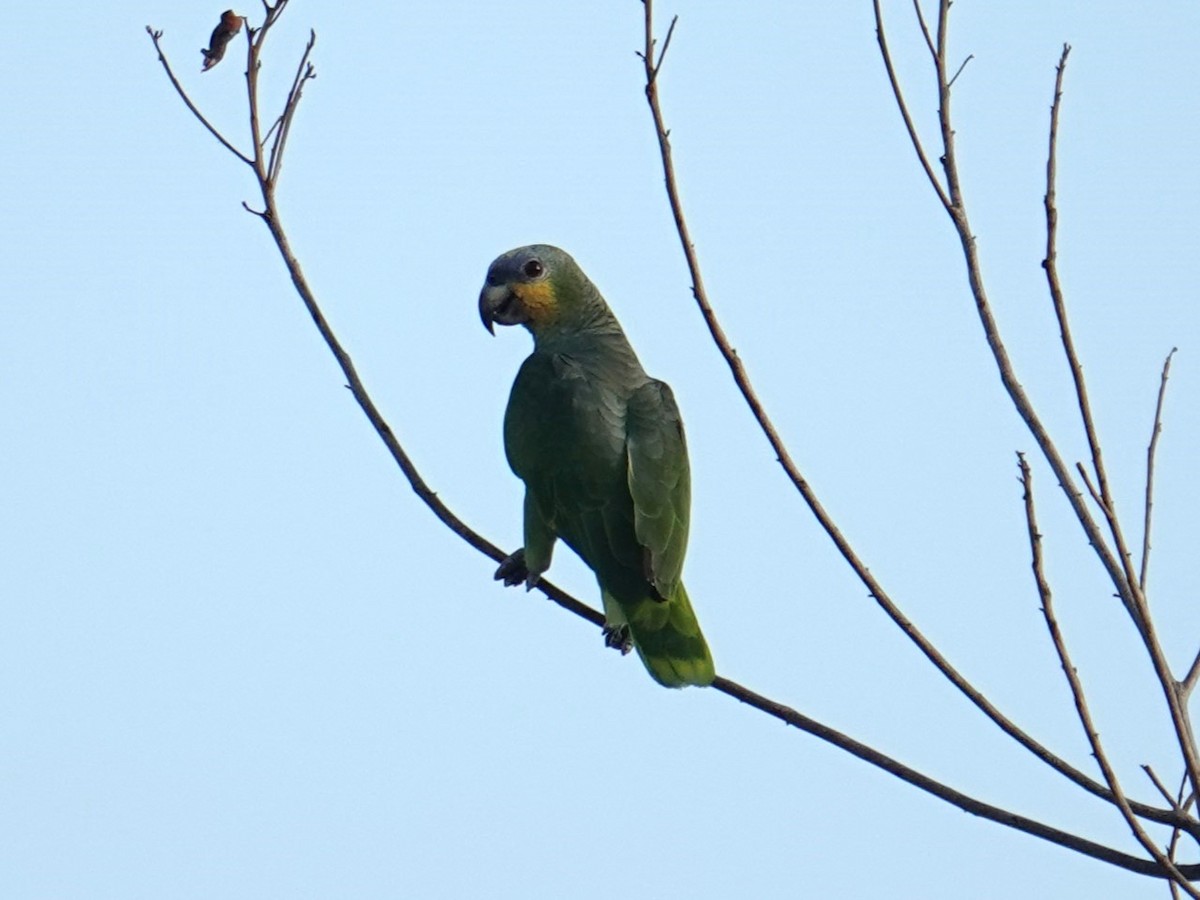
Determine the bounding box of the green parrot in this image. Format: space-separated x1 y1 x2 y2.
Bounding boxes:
478 244 714 688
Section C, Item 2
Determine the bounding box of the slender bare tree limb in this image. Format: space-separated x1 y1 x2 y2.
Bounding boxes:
947 53 974 88
146 28 254 166
1021 455 1200 896
640 0 1194 836
1077 462 1107 513
716 673 1199 879
267 29 316 184
1041 43 1200 801
911 0 937 62
146 2 1200 879
876 9 1144 651
875 0 1136 623
1141 348 1177 590
876 0 1200 808
1043 44 1145 618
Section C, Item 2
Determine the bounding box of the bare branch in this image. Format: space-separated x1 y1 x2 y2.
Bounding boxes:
1043 44 1145 610
145 27 254 166
1042 43 1200 801
636 0 1195 835
1020 456 1200 896
1141 347 1178 590
911 0 937 62
878 0 1200 813
715 674 1200 880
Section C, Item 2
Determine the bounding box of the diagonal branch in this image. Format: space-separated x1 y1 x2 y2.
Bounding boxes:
640 0 1193 837
267 29 317 184
875 0 1200 809
1042 44 1144 621
717 674 1200 879
146 27 254 166
875 1 950 209
1040 40 1200 800
1020 455 1200 896
911 0 937 62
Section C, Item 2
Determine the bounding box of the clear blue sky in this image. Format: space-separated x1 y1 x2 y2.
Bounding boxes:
3 2 1198 897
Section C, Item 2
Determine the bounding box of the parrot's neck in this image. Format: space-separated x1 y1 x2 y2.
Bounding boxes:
533 314 643 372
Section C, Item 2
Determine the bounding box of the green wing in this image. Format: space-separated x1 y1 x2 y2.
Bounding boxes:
625 379 690 600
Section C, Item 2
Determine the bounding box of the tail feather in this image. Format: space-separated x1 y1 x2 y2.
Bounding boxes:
607 583 714 688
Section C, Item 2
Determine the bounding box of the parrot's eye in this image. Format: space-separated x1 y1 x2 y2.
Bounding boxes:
522 260 544 279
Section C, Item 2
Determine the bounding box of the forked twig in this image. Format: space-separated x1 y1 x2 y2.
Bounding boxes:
875 0 1200 805
1042 42 1200 799
643 0 1194 839
1021 456 1200 896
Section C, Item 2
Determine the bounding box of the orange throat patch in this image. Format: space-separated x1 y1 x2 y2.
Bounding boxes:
512 280 559 327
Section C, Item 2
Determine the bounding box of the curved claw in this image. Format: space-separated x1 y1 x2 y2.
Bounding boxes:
602 624 633 656
494 549 529 587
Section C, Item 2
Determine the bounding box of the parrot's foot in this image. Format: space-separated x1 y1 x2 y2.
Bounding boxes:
603 624 633 656
494 549 541 590
494 549 528 586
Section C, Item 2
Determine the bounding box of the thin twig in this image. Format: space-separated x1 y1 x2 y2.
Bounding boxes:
651 15 678 82
267 29 317 184
947 53 974 88
1140 348 1177 590
146 28 254 166
1020 456 1200 896
911 0 937 62
1077 462 1106 513
1143 765 1185 813
1183 650 1200 700
641 0 1193 836
874 0 951 209
1043 44 1146 619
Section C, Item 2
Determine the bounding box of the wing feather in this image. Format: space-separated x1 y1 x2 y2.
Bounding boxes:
625 379 690 598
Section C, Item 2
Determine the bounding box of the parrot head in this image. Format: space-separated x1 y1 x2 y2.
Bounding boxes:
479 244 593 337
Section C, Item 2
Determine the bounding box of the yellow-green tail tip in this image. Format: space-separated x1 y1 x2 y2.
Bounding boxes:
623 582 714 688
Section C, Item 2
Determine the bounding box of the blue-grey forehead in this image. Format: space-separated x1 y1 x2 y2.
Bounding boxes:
485 244 570 283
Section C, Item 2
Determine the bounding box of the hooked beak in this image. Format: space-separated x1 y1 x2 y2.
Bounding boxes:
478 283 519 335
